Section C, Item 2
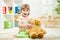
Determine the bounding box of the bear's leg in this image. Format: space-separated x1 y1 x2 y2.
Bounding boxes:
37 32 44 38
30 32 37 39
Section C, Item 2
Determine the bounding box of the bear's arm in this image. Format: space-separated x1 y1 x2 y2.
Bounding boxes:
40 28 47 34
26 29 31 34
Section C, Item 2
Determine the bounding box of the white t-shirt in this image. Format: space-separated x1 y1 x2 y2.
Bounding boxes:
17 16 31 30
17 16 30 25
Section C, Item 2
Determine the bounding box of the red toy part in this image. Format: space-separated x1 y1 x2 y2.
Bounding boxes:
2 6 7 14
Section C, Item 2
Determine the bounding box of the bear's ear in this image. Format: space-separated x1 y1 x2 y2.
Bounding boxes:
30 18 35 24
30 18 33 21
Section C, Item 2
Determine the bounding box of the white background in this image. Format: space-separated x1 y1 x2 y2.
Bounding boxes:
0 0 57 28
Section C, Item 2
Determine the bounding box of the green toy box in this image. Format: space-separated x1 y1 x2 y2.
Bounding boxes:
4 21 12 29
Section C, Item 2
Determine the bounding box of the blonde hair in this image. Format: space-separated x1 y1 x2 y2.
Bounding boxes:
20 4 30 15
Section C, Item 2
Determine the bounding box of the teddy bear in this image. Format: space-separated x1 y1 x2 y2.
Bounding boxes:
26 18 46 39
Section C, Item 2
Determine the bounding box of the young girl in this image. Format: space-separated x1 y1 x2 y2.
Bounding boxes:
17 4 32 30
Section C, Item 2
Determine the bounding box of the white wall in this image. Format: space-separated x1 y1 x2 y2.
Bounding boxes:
23 0 42 18
23 0 57 17
0 0 5 28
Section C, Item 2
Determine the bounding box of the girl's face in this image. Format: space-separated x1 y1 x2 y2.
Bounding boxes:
21 8 29 17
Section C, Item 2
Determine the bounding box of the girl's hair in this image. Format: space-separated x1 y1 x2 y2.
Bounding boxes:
20 4 30 15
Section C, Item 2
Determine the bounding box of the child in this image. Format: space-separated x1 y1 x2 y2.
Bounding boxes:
16 4 32 38
17 4 32 30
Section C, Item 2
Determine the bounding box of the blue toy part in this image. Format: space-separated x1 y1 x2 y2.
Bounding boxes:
15 6 21 14
14 21 18 27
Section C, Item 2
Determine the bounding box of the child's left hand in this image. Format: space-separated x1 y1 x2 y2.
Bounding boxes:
26 24 32 29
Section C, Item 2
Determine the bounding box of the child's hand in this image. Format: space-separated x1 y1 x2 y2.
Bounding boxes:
22 23 32 29
26 24 32 29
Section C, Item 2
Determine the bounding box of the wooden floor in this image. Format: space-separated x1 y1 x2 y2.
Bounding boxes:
0 27 60 40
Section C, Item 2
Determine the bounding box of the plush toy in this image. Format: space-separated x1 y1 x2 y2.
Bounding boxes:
26 18 46 39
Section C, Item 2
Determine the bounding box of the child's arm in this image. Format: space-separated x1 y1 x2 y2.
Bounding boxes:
18 21 32 29
18 18 28 28
18 19 25 28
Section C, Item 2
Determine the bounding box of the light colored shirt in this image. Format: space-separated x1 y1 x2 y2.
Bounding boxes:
18 16 30 24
